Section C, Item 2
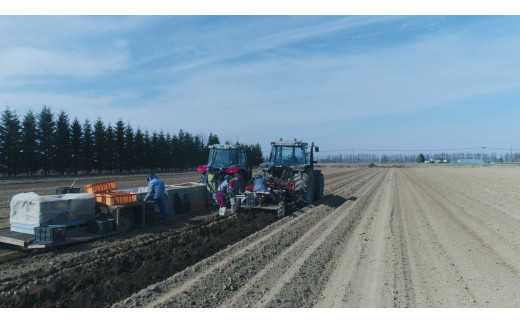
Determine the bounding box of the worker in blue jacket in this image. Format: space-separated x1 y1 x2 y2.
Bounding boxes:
253 173 277 203
144 173 167 219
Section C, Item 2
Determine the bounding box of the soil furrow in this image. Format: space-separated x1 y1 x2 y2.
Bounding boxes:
400 169 520 306
115 167 377 307
314 168 394 307
4 165 520 308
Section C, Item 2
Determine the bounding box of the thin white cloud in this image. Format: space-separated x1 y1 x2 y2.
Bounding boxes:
0 46 128 80
164 16 402 74
145 24 520 134
0 16 155 46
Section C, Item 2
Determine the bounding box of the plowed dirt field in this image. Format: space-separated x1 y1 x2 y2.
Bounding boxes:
2 165 520 308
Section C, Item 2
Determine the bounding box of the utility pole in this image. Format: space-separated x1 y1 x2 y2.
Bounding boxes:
352 148 354 164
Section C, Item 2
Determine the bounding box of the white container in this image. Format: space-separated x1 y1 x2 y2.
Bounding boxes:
10 192 96 234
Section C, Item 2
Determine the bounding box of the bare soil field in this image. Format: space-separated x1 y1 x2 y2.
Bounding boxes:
2 165 520 308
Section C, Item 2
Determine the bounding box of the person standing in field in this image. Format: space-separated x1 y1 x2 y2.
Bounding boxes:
228 173 243 215
206 170 218 206
217 175 231 216
144 173 167 219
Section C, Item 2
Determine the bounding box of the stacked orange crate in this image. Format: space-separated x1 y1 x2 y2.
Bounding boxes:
103 192 137 205
84 180 117 194
84 180 137 205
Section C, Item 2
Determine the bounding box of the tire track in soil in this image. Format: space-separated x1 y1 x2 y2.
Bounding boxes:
394 169 479 307
322 168 366 195
114 168 387 307
408 168 520 252
113 166 520 308
0 167 369 308
229 169 388 308
388 171 415 307
314 168 396 307
399 169 520 307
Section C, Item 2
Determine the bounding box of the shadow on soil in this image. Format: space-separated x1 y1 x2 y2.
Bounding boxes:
0 210 280 308
314 194 354 208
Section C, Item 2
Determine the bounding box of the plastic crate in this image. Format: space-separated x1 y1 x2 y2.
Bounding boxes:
95 193 105 204
34 225 66 244
56 187 81 194
191 202 206 211
175 193 191 213
96 192 137 205
246 196 257 207
87 219 114 234
84 180 117 194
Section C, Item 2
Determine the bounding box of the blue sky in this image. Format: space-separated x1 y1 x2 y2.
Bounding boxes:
2 12 520 157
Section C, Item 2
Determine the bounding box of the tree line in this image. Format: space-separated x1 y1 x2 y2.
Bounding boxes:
418 152 513 163
319 153 419 164
320 151 516 164
0 106 264 177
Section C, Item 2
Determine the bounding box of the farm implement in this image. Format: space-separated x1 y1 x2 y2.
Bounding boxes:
239 138 324 217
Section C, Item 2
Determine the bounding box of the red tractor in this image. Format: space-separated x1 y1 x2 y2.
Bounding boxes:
197 144 252 190
241 138 324 217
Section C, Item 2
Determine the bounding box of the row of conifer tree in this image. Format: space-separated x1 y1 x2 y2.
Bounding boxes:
0 106 264 177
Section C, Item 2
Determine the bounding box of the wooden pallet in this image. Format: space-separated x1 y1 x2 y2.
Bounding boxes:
0 228 36 249
0 225 117 250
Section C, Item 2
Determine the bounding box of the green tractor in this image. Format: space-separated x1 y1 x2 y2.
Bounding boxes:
245 139 324 217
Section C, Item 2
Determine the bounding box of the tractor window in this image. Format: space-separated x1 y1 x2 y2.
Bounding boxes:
271 146 306 165
229 150 240 165
207 149 215 166
210 149 227 167
210 149 241 167
239 151 246 165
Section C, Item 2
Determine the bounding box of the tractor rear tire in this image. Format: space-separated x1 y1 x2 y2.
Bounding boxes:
294 171 314 206
313 170 324 201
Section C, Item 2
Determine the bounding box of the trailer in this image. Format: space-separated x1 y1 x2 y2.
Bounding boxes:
0 180 207 250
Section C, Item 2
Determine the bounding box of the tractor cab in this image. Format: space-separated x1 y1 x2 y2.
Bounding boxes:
271 143 307 166
207 144 247 171
261 139 319 175
197 144 252 184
